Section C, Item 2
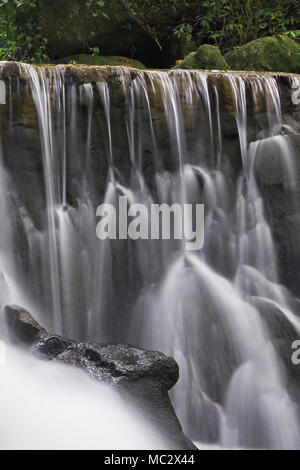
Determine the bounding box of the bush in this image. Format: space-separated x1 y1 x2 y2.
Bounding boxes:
0 0 299 64
126 0 300 53
0 0 48 62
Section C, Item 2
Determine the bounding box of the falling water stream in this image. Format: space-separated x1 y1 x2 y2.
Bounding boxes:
0 62 300 449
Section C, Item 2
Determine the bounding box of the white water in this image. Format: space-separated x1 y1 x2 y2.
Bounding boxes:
0 63 300 449
0 345 168 450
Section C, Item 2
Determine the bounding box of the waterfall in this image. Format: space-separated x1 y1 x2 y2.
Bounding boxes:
1 62 300 449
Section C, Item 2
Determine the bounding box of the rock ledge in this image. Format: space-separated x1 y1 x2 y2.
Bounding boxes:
4 304 196 450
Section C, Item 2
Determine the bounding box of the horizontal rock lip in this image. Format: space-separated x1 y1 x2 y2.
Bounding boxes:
0 61 299 84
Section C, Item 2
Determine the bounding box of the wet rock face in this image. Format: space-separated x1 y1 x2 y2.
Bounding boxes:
250 297 299 341
3 305 196 450
4 305 47 346
38 0 161 67
257 133 300 295
0 63 299 312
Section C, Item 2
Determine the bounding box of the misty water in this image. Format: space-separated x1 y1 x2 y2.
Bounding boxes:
0 62 300 449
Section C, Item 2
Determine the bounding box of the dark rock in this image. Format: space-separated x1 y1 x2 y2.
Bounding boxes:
225 35 300 73
3 304 196 450
36 334 75 359
253 135 296 186
250 297 298 341
251 297 300 416
4 305 46 346
259 133 300 297
57 342 179 389
37 0 161 67
264 189 300 297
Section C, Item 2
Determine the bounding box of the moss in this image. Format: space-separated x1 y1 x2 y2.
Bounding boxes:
224 35 300 73
55 54 145 69
0 61 21 79
173 44 229 70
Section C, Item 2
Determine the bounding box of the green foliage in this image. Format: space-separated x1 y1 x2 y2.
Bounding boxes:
0 0 299 63
125 0 300 53
89 46 100 56
0 0 110 62
173 23 193 41
0 0 49 62
86 0 110 20
78 0 110 54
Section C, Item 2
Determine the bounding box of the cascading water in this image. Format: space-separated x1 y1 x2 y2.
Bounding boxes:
0 62 300 449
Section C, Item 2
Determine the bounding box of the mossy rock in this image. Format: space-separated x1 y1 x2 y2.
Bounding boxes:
173 44 229 70
224 35 300 73
55 54 145 69
38 0 160 67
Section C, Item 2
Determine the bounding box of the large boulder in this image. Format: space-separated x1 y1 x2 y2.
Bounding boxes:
173 44 228 70
55 54 145 69
38 0 161 67
3 305 196 450
250 297 298 341
225 35 300 73
256 134 300 296
253 134 297 186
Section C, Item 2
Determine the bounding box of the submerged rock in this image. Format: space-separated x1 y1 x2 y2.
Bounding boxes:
173 44 229 70
3 305 196 450
250 297 298 341
55 54 145 69
257 134 300 295
225 35 300 73
253 135 296 186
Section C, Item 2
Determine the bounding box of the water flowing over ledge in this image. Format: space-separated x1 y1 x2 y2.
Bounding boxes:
0 62 300 449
